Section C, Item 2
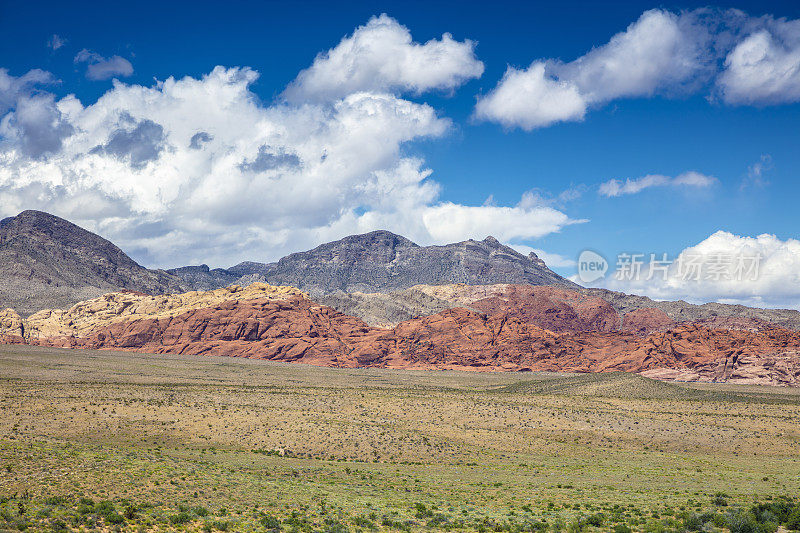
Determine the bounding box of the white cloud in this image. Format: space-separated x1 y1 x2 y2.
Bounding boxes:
477 9 800 130
0 68 54 114
476 9 709 130
284 14 483 103
474 62 585 130
518 186 586 208
597 231 800 309
74 49 134 80
599 171 716 197
0 17 579 268
718 19 800 104
554 10 709 102
0 93 74 159
421 201 583 243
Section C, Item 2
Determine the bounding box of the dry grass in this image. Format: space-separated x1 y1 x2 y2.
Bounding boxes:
1 345 799 531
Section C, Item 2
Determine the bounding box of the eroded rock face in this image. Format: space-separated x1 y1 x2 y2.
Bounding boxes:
620 308 675 335
584 287 800 331
325 284 682 335
5 283 800 386
0 308 24 340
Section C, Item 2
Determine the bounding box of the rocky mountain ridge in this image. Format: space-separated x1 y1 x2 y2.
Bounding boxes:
171 230 577 295
0 210 185 316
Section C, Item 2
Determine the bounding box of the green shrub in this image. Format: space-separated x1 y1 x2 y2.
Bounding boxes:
96 500 115 513
170 511 192 525
712 493 729 507
529 519 549 532
426 513 449 527
787 506 800 531
726 509 760 533
323 521 349 533
413 503 433 519
49 518 69 532
351 515 375 530
105 511 125 525
586 513 605 527
260 514 281 530
381 517 411 531
681 512 704 531
567 517 585 533
77 502 94 515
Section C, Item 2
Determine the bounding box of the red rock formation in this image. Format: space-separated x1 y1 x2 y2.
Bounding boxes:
11 292 799 386
5 284 800 386
620 308 675 335
468 285 620 333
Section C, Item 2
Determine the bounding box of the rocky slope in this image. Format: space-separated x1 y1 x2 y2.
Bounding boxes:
584 288 800 331
0 211 185 316
172 231 577 295
318 282 800 333
3 283 798 386
0 283 305 340
165 265 239 291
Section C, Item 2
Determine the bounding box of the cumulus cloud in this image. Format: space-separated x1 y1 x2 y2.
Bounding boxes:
554 10 710 102
0 70 73 159
0 17 579 268
599 171 717 197
0 94 75 159
0 68 55 114
597 231 800 309
74 49 134 80
421 201 583 243
474 62 585 129
717 18 800 104
477 9 709 130
284 14 484 102
477 8 800 130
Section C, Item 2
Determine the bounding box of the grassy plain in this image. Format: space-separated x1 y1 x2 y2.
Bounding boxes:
1 344 799 532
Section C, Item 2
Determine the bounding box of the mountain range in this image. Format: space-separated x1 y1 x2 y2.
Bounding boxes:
0 210 574 314
1 209 799 386
168 230 576 294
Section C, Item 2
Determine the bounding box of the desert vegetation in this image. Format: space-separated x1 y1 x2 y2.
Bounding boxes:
1 345 799 532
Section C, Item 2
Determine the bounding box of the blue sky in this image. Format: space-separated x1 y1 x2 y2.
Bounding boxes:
1 0 799 306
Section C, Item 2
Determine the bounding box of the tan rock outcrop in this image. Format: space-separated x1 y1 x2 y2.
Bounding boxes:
21 283 305 340
0 308 24 339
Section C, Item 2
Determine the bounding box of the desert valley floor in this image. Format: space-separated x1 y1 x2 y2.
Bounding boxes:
2 345 800 532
